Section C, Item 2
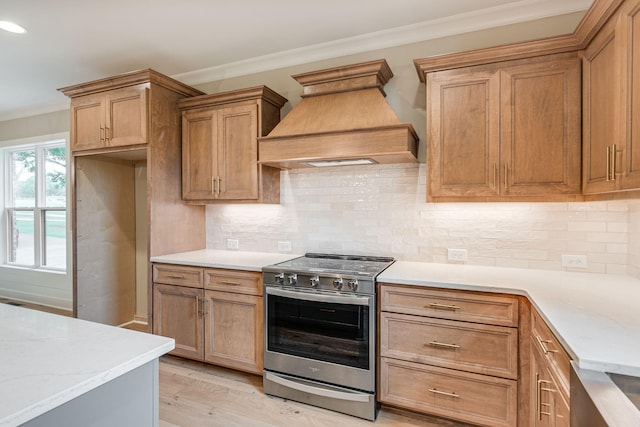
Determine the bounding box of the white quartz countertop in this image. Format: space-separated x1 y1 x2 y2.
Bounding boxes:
378 262 640 377
150 249 301 271
0 304 174 427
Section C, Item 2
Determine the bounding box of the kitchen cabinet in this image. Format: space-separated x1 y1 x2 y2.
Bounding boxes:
583 0 640 197
379 284 520 427
529 309 571 427
179 86 287 203
153 283 204 360
152 263 264 374
425 53 582 202
59 70 206 328
68 84 148 151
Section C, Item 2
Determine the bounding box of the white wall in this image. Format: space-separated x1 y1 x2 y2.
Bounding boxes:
207 164 637 276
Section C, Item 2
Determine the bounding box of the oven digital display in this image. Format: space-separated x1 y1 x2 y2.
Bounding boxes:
266 294 369 370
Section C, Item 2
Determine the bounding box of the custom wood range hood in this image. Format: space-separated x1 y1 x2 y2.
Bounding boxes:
258 59 419 168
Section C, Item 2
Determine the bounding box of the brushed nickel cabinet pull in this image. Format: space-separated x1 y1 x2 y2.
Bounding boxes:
611 144 617 181
428 388 459 398
217 176 222 195
504 163 508 189
428 341 461 350
535 334 558 354
100 127 105 143
211 177 216 194
493 163 497 188
220 281 240 286
195 295 200 317
606 146 611 181
537 378 555 419
167 274 185 279
426 302 461 311
105 126 110 143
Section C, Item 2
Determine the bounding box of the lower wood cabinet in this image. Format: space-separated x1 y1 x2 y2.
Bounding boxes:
380 357 518 427
153 283 204 360
203 290 263 373
379 284 520 427
152 263 263 374
529 309 571 427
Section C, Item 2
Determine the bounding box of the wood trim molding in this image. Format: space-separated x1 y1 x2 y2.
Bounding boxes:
414 0 626 80
177 86 287 111
58 69 204 98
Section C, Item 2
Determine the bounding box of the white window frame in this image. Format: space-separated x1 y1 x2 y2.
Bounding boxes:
4 139 67 271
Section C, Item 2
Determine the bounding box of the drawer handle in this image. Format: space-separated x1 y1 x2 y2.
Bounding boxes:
535 334 558 354
428 388 459 398
426 302 461 311
220 281 240 286
167 274 185 279
428 341 461 350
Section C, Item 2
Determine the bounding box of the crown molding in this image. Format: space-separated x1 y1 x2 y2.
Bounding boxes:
1 0 592 122
174 0 593 86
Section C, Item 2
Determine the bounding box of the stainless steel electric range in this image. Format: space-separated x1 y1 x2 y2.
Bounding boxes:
262 253 395 421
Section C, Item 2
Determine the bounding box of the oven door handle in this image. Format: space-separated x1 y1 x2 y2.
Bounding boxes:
265 287 371 306
265 372 371 403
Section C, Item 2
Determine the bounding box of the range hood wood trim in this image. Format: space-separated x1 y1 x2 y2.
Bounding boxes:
293 59 393 96
259 59 419 169
258 124 418 169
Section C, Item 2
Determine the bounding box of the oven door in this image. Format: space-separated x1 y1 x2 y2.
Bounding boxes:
264 286 375 392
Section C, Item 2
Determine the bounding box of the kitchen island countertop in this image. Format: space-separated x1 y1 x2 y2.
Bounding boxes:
0 304 174 427
150 249 301 271
378 261 640 377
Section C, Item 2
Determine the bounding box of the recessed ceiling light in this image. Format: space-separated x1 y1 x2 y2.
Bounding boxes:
0 21 27 34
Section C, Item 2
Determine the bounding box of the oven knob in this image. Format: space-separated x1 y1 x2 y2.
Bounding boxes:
275 273 284 284
333 278 344 290
347 279 358 291
287 274 297 285
310 276 319 287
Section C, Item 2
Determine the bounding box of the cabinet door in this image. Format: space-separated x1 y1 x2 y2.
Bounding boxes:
153 284 204 360
531 341 554 427
583 15 623 194
105 85 148 148
500 57 581 197
182 109 217 200
216 104 259 200
203 290 263 374
427 68 500 199
531 335 570 427
619 0 640 191
70 93 106 151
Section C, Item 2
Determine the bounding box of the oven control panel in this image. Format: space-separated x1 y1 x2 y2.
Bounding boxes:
263 271 374 295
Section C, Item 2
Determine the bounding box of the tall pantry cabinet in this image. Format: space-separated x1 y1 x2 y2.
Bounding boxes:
59 69 206 328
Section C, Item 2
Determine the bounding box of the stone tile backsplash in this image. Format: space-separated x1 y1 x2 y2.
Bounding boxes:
207 164 639 277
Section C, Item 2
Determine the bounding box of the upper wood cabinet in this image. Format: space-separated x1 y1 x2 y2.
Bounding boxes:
425 54 582 202
60 69 202 153
179 86 287 204
583 0 640 197
69 85 148 151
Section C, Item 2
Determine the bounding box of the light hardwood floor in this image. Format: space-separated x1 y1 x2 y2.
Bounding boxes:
159 356 475 427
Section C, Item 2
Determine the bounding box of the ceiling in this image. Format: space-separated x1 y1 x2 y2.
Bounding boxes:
0 0 593 122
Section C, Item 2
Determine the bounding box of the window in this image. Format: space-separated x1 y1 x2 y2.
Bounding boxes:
5 142 67 271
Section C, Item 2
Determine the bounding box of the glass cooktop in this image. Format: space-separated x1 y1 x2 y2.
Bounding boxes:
268 253 395 278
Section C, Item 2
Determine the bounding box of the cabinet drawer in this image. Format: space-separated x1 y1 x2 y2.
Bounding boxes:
152 264 203 288
379 284 519 327
205 269 262 296
531 308 571 393
380 357 517 427
380 312 518 379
